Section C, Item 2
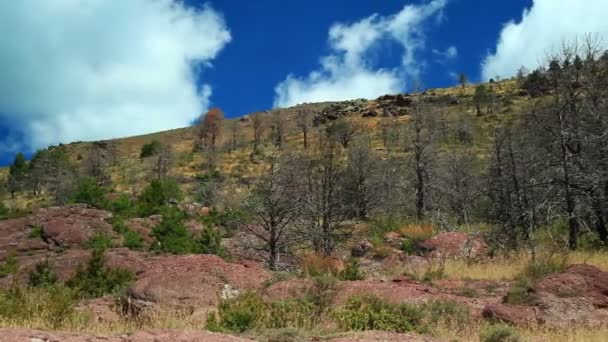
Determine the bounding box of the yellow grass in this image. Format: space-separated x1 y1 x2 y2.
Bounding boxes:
398 223 436 241
442 251 608 281
434 323 608 342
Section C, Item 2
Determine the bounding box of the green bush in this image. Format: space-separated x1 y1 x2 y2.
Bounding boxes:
137 179 183 216
0 285 80 328
139 140 161 158
85 232 115 250
66 248 134 299
206 293 320 333
123 229 145 250
332 296 469 334
198 226 226 257
480 323 522 342
333 295 424 333
503 279 538 305
29 225 44 239
28 259 58 287
338 259 365 281
151 207 196 254
111 194 137 218
0 202 8 219
0 254 18 278
70 177 109 209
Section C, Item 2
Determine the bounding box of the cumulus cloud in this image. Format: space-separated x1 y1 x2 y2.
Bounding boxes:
0 0 231 151
482 0 608 81
273 0 447 108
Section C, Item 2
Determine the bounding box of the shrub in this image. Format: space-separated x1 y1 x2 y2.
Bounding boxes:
29 225 44 239
198 226 226 257
368 215 404 238
111 194 137 218
28 259 58 287
70 177 109 209
0 285 80 328
333 295 424 333
0 202 8 219
151 207 196 254
339 259 365 281
0 254 18 278
137 179 183 216
521 253 568 280
207 292 320 333
67 248 134 298
85 232 115 250
480 323 522 342
401 239 418 255
207 292 266 333
332 296 470 334
139 140 161 158
503 279 538 305
123 229 145 250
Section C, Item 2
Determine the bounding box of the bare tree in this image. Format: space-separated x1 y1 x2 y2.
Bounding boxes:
243 153 302 269
326 120 356 148
270 110 285 149
342 135 381 220
153 143 174 180
251 111 264 154
197 108 224 168
296 108 312 149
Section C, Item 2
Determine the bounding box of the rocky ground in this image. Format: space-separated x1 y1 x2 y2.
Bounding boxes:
1 204 608 341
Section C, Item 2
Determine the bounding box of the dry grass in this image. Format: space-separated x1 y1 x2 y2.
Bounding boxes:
442 251 608 281
433 322 608 342
398 223 436 241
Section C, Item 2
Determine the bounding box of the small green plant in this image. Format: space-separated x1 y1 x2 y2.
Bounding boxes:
111 194 137 218
503 278 538 305
332 295 424 333
29 225 44 239
137 179 183 216
198 226 226 257
123 229 145 250
28 259 58 287
207 292 266 333
70 177 109 209
0 254 18 278
67 248 134 298
401 239 417 255
480 323 522 342
0 202 9 219
85 232 114 250
338 259 365 281
139 140 161 158
151 207 196 254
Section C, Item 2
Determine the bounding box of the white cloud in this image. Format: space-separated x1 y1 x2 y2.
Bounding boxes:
0 0 231 151
432 46 458 62
482 0 608 81
273 0 447 108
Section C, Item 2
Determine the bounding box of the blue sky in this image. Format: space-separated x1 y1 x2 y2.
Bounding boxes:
2 0 608 166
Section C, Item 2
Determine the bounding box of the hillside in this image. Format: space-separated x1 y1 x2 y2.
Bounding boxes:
2 72 608 342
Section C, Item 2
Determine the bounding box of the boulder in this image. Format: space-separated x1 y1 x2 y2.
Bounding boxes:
127 254 271 311
484 264 608 327
420 232 487 258
351 240 374 257
29 205 116 248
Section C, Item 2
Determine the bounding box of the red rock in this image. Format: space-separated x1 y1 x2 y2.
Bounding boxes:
420 232 487 258
29 205 116 248
0 329 254 342
482 303 538 326
127 254 271 310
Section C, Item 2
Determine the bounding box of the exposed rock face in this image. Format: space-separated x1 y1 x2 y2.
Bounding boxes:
1 248 147 287
0 217 48 259
125 216 161 245
0 329 255 342
483 264 608 327
127 254 271 311
29 205 116 248
420 232 487 258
